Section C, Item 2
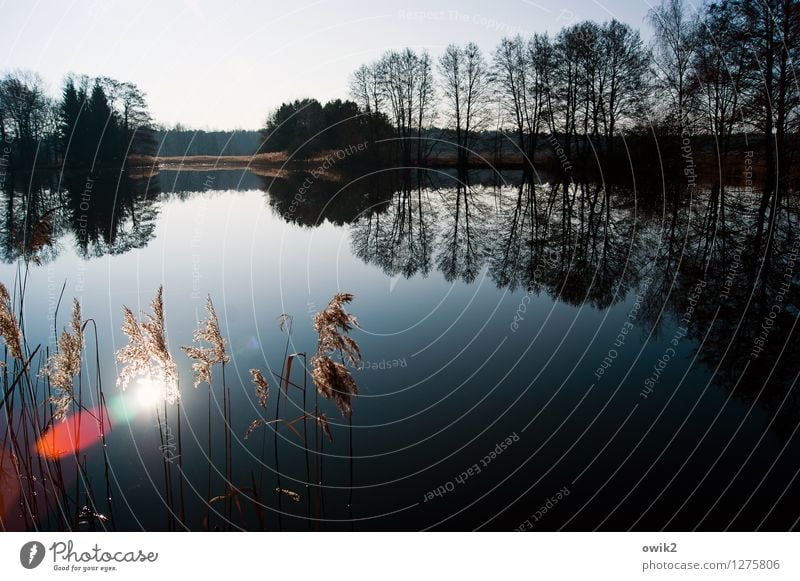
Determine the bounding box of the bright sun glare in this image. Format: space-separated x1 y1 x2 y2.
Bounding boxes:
134 376 165 409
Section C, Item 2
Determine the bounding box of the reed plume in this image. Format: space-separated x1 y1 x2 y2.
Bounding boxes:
244 419 266 440
116 286 180 404
0 281 23 359
311 292 362 417
313 292 362 368
310 356 359 417
116 307 150 389
181 294 233 525
250 369 269 408
181 295 229 388
243 369 269 439
43 299 83 421
311 292 362 520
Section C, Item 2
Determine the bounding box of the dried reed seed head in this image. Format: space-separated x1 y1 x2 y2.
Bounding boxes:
312 293 358 335
71 299 83 342
195 296 229 363
311 354 358 417
44 298 84 421
313 292 363 368
181 295 230 388
244 419 266 440
117 288 180 404
0 282 10 305
142 286 171 365
250 369 269 408
143 287 180 404
181 346 213 388
116 306 151 390
0 281 23 359
317 332 362 368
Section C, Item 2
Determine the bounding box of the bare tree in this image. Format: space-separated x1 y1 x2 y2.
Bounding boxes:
526 34 556 159
734 0 800 194
572 21 603 157
647 0 700 131
364 48 436 164
597 20 650 153
0 70 51 169
551 27 582 159
438 42 491 167
414 50 436 164
350 63 382 115
492 36 532 161
691 2 748 165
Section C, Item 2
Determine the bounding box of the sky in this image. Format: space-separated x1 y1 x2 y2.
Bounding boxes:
0 0 660 130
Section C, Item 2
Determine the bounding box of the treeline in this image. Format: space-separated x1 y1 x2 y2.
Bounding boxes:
0 71 154 171
336 0 798 188
154 126 262 157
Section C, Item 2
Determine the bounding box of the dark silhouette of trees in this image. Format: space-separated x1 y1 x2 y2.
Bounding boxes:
349 49 436 164
154 126 262 157
51 74 154 170
57 76 153 169
86 81 117 167
58 78 86 164
491 35 549 165
596 20 649 154
486 20 647 167
337 0 800 183
349 171 437 278
0 70 54 170
0 169 159 262
439 43 491 167
261 98 325 156
260 97 391 160
735 0 800 194
647 0 700 132
690 3 749 174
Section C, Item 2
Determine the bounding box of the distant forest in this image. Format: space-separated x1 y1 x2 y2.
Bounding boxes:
1 0 798 190
153 127 262 157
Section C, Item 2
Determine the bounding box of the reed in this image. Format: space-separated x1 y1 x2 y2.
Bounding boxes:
310 292 362 523
117 286 180 529
181 295 231 528
2 278 365 532
311 293 363 417
42 299 82 422
0 282 23 361
116 288 179 404
244 369 269 442
1 275 110 532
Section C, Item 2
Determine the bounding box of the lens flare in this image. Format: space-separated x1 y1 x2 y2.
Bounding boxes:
35 408 103 459
134 375 166 409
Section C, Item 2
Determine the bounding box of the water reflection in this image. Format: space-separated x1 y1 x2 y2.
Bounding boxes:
0 171 159 263
1 165 798 530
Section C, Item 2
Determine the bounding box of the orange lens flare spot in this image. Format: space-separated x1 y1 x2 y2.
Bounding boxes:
35 408 104 459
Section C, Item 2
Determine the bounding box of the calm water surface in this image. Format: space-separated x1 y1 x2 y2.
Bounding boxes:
1 167 798 530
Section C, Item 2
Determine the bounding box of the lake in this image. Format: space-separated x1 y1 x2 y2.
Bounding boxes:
1 166 799 531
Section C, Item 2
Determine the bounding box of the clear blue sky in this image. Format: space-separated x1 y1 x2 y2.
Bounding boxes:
0 0 663 130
